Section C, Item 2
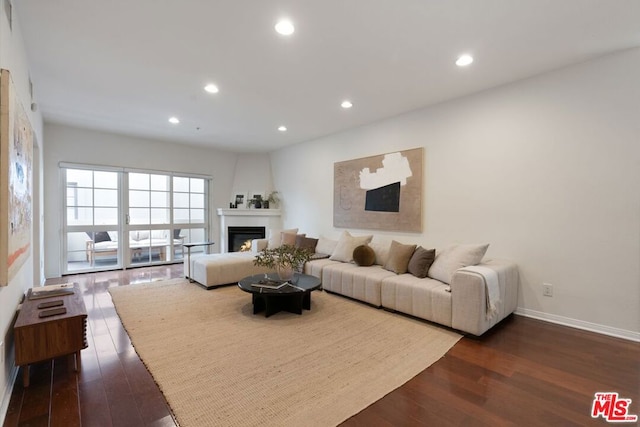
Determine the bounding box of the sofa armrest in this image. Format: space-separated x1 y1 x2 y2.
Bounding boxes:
251 238 268 253
450 259 519 336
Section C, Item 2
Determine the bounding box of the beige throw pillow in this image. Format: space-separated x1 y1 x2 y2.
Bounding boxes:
330 231 373 263
281 232 298 246
427 243 489 284
383 240 417 274
267 228 299 249
368 237 392 266
315 235 339 255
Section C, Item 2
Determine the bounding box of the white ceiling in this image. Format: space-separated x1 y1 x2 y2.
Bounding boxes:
14 0 640 153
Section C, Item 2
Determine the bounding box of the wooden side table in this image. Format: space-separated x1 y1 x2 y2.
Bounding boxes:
14 285 88 387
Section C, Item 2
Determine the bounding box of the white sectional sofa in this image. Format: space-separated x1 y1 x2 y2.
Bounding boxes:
186 251 273 289
302 232 519 336
184 228 519 336
184 227 302 288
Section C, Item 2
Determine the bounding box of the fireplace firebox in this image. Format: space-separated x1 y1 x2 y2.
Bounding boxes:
227 226 266 252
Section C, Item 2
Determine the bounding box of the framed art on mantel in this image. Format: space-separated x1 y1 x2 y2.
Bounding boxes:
0 69 34 286
334 147 423 232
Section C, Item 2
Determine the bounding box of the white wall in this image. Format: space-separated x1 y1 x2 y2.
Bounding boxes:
271 48 640 339
43 123 240 277
229 153 275 204
0 2 45 419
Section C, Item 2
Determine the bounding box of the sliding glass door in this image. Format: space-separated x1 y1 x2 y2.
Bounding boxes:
62 165 209 274
64 168 121 272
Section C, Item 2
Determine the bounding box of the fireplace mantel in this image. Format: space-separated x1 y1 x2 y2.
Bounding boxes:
216 208 282 218
216 208 282 252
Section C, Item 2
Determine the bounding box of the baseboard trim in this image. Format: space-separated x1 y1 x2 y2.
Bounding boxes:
0 364 18 425
515 308 640 342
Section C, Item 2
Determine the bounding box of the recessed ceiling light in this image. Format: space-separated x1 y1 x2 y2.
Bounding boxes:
204 83 219 94
278 126 287 132
275 19 295 36
456 54 473 67
168 117 180 124
341 100 353 109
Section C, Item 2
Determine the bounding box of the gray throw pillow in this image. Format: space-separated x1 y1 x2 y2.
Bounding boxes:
297 236 318 252
407 246 436 278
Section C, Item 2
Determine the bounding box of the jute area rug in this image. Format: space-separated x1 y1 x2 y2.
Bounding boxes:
109 278 461 427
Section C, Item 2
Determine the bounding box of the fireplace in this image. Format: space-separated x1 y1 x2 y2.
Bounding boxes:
228 226 266 252
217 208 281 252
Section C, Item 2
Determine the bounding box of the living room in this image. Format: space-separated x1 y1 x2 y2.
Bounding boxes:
1 1 639 426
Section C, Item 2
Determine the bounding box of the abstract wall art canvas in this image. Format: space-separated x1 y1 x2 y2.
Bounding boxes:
334 148 423 232
1 69 34 286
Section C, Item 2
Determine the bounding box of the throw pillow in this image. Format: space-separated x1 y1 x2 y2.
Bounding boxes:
294 233 307 248
267 228 299 249
281 231 298 246
368 237 392 266
130 230 150 241
297 236 319 252
330 231 373 263
427 243 490 284
92 231 111 243
353 245 376 266
315 235 339 255
383 240 417 274
407 246 436 278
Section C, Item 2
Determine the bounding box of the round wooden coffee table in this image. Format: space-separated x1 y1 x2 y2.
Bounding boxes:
237 273 322 317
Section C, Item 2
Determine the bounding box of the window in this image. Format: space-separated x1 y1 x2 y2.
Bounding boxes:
62 164 210 273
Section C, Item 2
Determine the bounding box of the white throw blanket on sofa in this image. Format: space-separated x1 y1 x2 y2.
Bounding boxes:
459 265 501 320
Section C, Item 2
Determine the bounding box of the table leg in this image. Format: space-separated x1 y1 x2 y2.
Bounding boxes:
75 350 82 372
187 247 192 281
303 291 312 310
22 365 30 387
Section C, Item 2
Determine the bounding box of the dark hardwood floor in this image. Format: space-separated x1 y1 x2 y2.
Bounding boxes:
3 265 639 426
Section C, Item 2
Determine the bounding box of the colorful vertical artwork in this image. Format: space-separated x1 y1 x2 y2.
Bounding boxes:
1 69 34 286
334 148 423 232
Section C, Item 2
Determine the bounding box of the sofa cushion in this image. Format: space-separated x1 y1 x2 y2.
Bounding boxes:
381 274 452 327
353 245 375 266
315 235 338 255
383 240 417 274
322 263 394 307
368 237 392 266
267 228 299 249
428 243 489 284
330 231 373 263
130 230 150 241
407 246 436 278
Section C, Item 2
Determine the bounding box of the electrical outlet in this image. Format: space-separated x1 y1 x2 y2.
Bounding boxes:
543 283 553 297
